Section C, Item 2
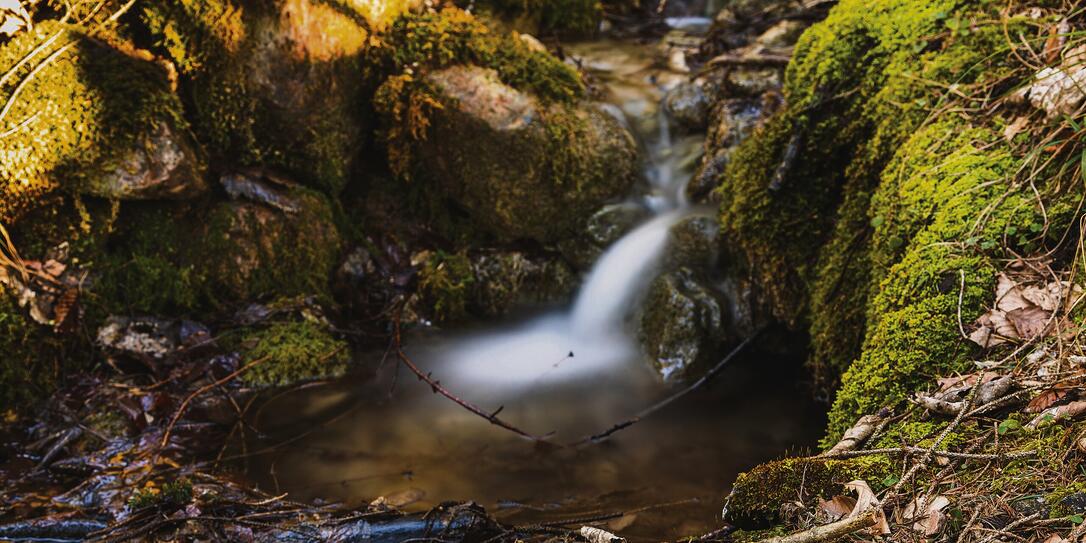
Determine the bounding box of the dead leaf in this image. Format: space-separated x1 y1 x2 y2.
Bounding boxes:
1044 23 1064 64
845 480 890 535
1027 400 1086 429
1026 389 1073 413
904 495 950 536
1006 306 1052 339
1003 115 1029 142
818 496 857 522
580 526 625 543
1043 534 1069 543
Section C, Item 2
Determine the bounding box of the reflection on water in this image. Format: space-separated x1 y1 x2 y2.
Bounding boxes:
243 336 825 541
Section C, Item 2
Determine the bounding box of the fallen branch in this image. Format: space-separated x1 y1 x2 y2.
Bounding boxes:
822 413 885 456
707 52 792 67
820 446 1035 461
753 509 876 543
571 333 758 446
392 313 552 443
160 355 272 448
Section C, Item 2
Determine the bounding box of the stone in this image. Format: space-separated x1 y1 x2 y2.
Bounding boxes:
755 20 807 48
664 80 711 131
417 65 639 243
469 251 575 316
725 66 783 97
664 214 720 270
638 268 728 382
559 202 650 269
82 123 206 201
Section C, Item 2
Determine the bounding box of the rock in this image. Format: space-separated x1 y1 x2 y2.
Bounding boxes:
141 0 382 193
81 123 206 200
220 169 302 214
560 202 651 269
96 316 209 359
200 186 341 302
416 65 639 243
469 251 575 316
708 98 768 150
755 20 807 48
663 80 711 131
227 320 350 388
1059 493 1086 515
687 151 728 203
0 22 201 224
638 268 728 382
664 215 720 270
725 66 783 97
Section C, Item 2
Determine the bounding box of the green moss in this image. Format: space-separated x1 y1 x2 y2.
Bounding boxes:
0 296 64 409
725 455 895 528
128 479 194 510
1046 483 1086 518
0 21 190 224
228 320 350 387
417 251 474 322
465 0 602 35
141 0 369 194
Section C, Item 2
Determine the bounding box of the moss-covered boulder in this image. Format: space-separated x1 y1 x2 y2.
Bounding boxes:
227 320 350 387
140 0 388 194
411 64 637 243
0 22 203 224
370 7 637 244
724 455 894 528
638 267 728 382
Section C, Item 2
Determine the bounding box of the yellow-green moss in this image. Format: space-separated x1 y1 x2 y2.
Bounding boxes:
127 479 194 510
228 320 350 387
725 455 895 528
0 21 190 224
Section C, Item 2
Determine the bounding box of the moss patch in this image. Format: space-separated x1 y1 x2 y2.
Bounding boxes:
0 21 190 224
228 320 350 387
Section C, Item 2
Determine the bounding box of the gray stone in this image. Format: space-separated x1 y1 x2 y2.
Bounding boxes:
638 268 727 382
664 80 711 131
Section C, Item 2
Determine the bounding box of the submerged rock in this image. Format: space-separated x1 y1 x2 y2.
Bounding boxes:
412 64 639 243
638 268 727 382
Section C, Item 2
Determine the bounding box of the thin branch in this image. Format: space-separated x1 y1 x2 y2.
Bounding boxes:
392 312 553 443
570 332 759 446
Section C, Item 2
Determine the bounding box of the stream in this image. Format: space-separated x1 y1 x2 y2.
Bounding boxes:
242 23 825 541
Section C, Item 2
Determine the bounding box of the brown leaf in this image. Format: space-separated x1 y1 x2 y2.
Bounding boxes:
1026 389 1073 414
904 495 950 536
1006 305 1052 340
52 287 80 334
818 496 857 521
845 480 890 535
383 488 425 508
1044 24 1063 64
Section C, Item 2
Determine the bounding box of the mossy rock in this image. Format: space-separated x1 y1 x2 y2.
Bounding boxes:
724 455 894 528
0 21 201 224
638 268 727 382
94 184 340 315
227 320 350 388
460 0 602 36
408 65 637 243
0 295 67 409
140 0 379 194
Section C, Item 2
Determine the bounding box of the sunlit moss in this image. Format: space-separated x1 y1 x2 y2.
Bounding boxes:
228 320 350 387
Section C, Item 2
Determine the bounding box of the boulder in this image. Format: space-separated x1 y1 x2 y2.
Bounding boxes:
469 251 575 316
638 268 728 382
0 22 203 224
141 0 387 193
663 79 711 132
414 65 639 243
664 214 720 270
559 202 651 269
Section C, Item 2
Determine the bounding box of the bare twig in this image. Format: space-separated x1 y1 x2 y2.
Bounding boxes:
392 312 552 443
160 355 272 448
753 509 877 543
571 333 758 446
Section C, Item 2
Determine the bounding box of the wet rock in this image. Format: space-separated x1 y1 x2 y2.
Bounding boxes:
417 65 639 243
725 66 782 97
560 202 651 269
469 251 575 316
82 123 206 200
0 518 108 541
687 151 728 203
638 268 727 382
1010 496 1049 518
220 169 302 214
664 215 720 270
663 80 711 131
1060 492 1086 515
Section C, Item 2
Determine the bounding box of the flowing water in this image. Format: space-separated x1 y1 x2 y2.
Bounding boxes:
243 28 825 541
